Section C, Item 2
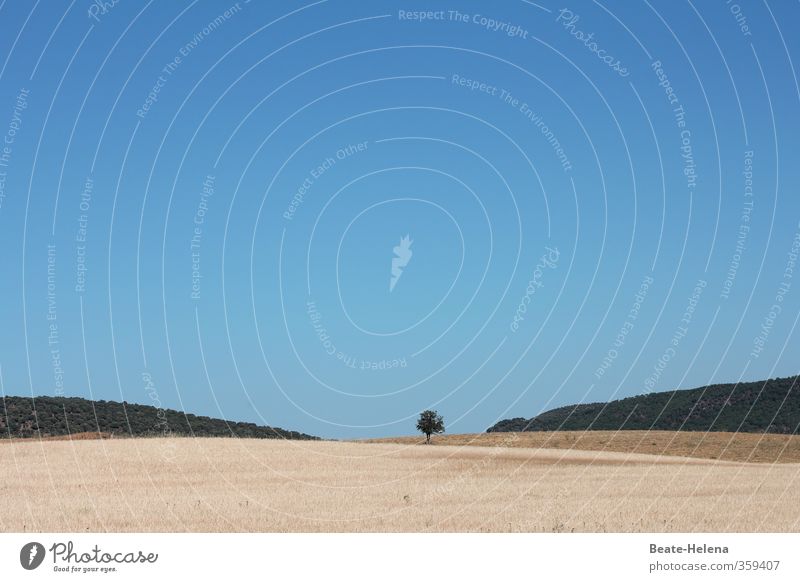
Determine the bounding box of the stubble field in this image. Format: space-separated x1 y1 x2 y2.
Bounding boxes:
368 430 800 463
2 434 798 533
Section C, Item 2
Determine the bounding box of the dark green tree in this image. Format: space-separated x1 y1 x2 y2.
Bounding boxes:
416 410 444 444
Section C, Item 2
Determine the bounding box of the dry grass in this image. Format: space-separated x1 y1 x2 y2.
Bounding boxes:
0 432 115 442
366 430 800 464
1 436 799 533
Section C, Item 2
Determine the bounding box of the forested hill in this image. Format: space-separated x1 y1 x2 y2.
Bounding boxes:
487 376 800 434
0 396 318 440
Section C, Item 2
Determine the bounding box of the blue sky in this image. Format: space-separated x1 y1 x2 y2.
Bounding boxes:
0 1 799 438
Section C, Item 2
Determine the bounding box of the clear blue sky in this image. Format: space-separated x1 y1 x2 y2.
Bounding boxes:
1 1 798 438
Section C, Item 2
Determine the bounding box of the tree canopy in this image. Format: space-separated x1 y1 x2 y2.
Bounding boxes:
416 410 445 443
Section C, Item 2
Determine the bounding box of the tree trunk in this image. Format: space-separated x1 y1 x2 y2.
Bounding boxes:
426 433 431 444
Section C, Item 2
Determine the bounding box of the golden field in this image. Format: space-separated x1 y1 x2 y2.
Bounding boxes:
367 430 800 464
2 434 799 532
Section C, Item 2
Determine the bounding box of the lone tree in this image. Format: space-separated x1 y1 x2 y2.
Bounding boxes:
416 410 444 444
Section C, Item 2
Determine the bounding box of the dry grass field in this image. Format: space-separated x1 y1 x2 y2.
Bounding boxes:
1 435 799 533
367 430 800 464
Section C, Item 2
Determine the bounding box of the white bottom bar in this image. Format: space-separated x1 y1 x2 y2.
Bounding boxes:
1 533 797 580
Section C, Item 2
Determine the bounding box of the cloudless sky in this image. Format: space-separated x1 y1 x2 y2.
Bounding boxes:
1 0 799 438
